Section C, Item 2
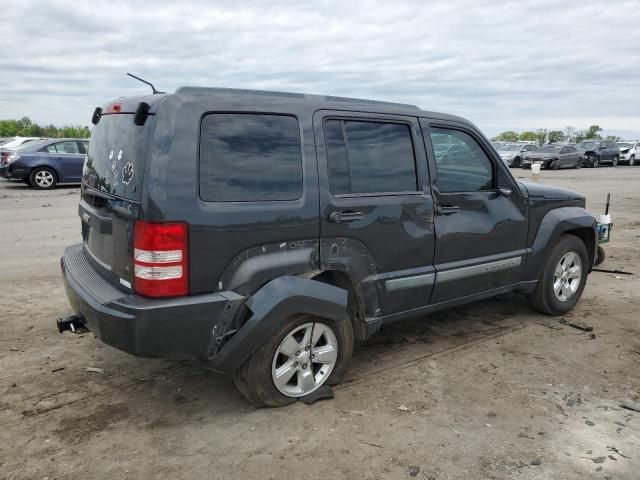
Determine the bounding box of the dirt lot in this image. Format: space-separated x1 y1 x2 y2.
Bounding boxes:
1 167 639 480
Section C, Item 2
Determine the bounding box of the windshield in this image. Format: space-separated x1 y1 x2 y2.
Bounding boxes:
538 145 562 153
617 142 632 149
498 143 521 151
576 141 600 149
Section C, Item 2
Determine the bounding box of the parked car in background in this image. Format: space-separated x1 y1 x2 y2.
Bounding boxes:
575 140 620 167
0 138 89 189
617 141 639 166
521 144 582 169
491 141 507 150
497 142 538 167
0 136 46 165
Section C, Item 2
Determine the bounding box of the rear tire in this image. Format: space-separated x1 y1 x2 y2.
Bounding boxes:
575 159 582 169
233 314 354 407
629 155 635 166
528 234 589 315
612 156 619 167
595 245 606 266
29 167 57 190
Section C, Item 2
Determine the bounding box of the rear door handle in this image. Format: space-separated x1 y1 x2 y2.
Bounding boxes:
436 205 461 215
328 210 364 223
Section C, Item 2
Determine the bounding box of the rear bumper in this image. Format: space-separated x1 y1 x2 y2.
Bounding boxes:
61 243 244 361
0 164 29 180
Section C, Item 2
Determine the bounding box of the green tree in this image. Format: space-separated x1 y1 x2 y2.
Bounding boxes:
574 130 587 142
585 125 602 140
605 135 621 142
535 128 548 145
493 131 519 142
519 131 538 142
547 130 566 143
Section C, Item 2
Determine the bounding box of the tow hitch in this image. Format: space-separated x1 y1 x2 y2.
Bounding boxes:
57 315 89 334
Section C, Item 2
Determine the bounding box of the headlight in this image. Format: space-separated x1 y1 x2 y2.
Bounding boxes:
582 155 588 160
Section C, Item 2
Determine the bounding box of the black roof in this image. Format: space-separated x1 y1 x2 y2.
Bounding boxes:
171 86 471 125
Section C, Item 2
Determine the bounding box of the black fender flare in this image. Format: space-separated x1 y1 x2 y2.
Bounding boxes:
522 207 597 281
208 275 348 373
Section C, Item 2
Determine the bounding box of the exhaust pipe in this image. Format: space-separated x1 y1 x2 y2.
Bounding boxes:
57 315 88 334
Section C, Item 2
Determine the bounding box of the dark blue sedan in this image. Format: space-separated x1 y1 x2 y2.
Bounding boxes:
0 138 89 189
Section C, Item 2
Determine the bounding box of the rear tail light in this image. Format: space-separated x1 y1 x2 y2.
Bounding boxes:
133 221 188 297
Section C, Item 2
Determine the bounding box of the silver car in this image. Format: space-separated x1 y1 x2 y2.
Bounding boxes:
497 143 538 167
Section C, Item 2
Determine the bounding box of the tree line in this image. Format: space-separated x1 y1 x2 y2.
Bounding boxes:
492 125 621 145
0 117 91 139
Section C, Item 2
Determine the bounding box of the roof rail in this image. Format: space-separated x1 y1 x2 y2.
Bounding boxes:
174 86 419 110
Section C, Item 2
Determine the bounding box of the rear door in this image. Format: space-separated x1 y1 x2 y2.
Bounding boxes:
420 119 528 304
80 111 155 291
314 110 435 316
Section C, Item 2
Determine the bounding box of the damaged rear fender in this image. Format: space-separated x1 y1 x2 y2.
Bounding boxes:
208 275 348 373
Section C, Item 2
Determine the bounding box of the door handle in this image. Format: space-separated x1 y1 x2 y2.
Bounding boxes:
328 210 364 223
436 205 461 215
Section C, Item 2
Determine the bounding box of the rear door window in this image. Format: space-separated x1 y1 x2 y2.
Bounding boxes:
199 114 303 202
323 119 417 195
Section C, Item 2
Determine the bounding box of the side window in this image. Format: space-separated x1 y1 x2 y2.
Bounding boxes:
43 144 58 153
560 147 568 154
323 119 417 195
429 127 494 193
199 114 303 202
57 141 80 154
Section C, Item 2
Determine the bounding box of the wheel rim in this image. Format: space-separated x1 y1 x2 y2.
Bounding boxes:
271 322 338 397
34 170 54 187
630 156 635 166
553 251 582 302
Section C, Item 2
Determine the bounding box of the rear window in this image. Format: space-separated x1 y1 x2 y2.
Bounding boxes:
199 114 303 202
83 114 153 200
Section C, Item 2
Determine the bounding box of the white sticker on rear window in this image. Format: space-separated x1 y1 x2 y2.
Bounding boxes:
122 162 134 185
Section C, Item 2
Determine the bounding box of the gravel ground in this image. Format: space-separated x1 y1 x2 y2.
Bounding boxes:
1 167 639 480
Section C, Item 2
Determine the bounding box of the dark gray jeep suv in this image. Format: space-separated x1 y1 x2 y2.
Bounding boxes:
59 87 597 406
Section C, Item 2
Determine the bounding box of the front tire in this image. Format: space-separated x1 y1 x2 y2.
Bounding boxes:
30 167 57 190
528 234 589 315
233 315 354 407
592 157 600 168
629 155 635 166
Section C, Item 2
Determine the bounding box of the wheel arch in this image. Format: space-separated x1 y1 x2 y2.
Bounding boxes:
523 207 597 281
312 269 369 341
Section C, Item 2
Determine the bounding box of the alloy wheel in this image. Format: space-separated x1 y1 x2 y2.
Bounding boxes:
553 251 582 302
271 322 338 397
34 170 54 188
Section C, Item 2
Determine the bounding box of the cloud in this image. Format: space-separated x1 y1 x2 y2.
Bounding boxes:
1 0 639 137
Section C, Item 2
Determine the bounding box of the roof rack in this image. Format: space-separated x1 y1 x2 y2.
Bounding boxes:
174 86 420 110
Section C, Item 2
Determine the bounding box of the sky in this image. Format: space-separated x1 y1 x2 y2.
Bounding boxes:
1 0 640 139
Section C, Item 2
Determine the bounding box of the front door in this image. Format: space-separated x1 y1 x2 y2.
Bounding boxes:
420 120 529 304
314 111 435 316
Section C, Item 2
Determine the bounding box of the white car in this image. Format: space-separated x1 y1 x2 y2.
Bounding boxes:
497 142 539 167
0 136 44 150
617 141 639 166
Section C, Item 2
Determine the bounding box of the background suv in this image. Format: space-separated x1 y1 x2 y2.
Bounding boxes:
576 140 620 167
617 140 639 165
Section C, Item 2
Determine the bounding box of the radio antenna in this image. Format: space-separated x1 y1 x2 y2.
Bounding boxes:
126 72 165 94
